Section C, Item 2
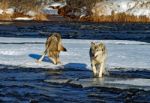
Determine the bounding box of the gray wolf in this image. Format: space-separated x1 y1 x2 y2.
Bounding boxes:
89 42 107 77
36 32 67 65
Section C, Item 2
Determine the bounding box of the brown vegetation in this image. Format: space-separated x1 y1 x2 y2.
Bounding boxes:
66 0 101 15
34 13 48 21
0 0 12 20
0 12 48 21
0 13 12 20
0 0 10 10
0 0 48 21
90 12 150 22
59 5 150 23
12 12 30 18
63 0 150 22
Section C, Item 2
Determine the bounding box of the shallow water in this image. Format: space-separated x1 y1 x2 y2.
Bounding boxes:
0 65 150 103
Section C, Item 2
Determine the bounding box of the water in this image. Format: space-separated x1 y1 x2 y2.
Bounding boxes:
0 22 150 41
0 65 150 103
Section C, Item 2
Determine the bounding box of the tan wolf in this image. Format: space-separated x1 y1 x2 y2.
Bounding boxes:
89 42 107 77
36 32 67 65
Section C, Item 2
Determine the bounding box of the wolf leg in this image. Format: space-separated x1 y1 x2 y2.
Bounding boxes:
50 57 57 65
91 61 97 77
36 52 46 63
98 62 104 77
56 54 61 64
50 54 59 65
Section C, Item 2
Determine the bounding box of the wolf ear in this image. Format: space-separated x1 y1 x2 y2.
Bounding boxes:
91 42 95 46
99 42 103 45
99 43 105 51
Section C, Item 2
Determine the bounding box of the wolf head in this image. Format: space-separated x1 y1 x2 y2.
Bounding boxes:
90 42 106 58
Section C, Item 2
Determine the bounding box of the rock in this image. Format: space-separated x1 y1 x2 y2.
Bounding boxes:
44 79 71 84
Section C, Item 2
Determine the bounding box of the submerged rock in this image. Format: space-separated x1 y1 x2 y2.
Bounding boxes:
44 79 71 84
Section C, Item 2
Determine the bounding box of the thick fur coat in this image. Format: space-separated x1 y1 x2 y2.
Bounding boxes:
90 42 107 77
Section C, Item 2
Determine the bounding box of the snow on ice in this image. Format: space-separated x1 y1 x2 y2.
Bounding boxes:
0 37 150 71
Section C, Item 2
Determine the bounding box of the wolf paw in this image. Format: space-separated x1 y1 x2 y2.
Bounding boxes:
35 60 41 63
54 62 61 65
93 73 98 78
57 61 62 64
98 74 103 78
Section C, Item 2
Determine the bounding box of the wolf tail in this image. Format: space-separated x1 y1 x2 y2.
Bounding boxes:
58 44 67 52
60 46 67 51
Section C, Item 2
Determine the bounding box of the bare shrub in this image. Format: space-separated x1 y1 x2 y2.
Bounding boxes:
66 0 101 15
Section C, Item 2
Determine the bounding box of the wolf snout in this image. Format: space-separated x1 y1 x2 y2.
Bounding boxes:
93 53 99 58
92 55 97 59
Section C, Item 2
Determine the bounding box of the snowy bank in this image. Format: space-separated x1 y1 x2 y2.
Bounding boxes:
14 17 33 21
42 6 58 15
92 0 150 17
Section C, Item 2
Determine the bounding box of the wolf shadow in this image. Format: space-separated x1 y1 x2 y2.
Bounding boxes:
29 54 53 63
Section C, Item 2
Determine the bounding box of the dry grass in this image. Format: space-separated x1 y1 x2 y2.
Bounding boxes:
0 13 12 20
0 0 9 10
0 12 48 21
59 6 150 22
12 12 48 21
0 0 49 21
0 11 48 21
12 12 30 18
80 12 150 22
61 0 150 22
30 5 48 21
33 13 48 21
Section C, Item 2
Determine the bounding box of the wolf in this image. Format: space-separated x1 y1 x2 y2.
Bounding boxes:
36 32 67 65
89 42 107 77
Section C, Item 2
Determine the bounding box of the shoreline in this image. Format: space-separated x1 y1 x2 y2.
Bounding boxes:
0 15 150 24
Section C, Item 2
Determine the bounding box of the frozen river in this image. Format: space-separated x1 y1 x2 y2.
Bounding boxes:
0 37 149 70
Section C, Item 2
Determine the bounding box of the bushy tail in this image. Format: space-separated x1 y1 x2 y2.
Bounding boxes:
62 46 67 51
59 45 67 52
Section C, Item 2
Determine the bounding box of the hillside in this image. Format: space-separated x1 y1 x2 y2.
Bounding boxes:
59 0 150 22
91 0 150 22
0 0 150 22
0 0 66 21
